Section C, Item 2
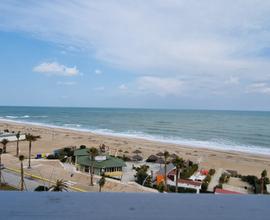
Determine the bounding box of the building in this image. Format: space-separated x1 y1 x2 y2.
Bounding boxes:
0 132 26 142
155 163 202 193
74 148 126 179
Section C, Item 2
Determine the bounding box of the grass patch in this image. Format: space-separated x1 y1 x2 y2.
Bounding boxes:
0 184 18 191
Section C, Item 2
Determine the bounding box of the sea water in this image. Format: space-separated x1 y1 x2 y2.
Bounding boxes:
0 106 269 155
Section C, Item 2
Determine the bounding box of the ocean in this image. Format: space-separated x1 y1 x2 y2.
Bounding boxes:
0 106 269 155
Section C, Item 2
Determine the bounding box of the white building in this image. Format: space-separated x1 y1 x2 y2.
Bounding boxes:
0 133 26 142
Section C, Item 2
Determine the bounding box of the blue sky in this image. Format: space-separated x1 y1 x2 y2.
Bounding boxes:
0 0 270 110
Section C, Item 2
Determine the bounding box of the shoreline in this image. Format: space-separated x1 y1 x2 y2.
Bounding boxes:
0 118 269 157
1 119 270 177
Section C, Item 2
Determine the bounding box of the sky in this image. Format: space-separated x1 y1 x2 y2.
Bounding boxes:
0 0 270 110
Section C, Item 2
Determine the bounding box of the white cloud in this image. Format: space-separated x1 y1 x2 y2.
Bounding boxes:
247 83 270 95
33 62 79 76
119 84 128 90
225 76 239 85
94 69 102 75
2 1 270 101
57 81 77 86
137 76 184 96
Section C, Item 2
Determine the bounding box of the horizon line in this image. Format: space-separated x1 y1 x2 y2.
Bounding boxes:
0 105 269 112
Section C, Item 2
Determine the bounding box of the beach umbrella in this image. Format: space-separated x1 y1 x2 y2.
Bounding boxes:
132 154 143 162
156 152 164 157
146 155 158 163
133 149 142 154
156 157 165 164
170 153 178 159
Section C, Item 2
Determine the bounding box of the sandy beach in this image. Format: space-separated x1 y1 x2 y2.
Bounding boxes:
1 119 270 178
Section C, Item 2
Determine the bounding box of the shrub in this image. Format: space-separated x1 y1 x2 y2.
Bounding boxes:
181 164 199 179
134 165 151 186
219 173 230 184
157 182 165 193
34 185 49 191
209 169 216 176
47 154 57 160
215 183 223 189
201 182 209 192
204 174 211 183
168 185 196 193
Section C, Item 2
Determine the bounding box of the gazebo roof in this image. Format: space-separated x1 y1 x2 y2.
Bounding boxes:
156 152 164 157
131 154 143 161
133 149 142 154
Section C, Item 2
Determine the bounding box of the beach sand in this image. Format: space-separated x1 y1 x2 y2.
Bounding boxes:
1 120 270 179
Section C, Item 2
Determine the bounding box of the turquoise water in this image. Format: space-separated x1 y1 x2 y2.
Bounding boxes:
0 106 270 154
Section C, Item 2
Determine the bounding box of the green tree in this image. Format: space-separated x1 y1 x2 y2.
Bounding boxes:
163 151 170 191
1 139 9 153
19 155 25 191
25 134 41 169
134 165 151 186
98 175 106 192
173 156 184 193
15 131 21 157
88 147 99 186
49 179 68 192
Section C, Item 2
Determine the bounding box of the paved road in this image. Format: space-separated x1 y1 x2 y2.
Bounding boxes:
208 168 223 192
1 169 47 191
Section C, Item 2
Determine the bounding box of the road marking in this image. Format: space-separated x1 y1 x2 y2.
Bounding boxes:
5 167 86 192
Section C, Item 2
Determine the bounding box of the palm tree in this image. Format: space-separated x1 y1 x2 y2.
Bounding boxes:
88 147 99 186
260 169 267 194
25 133 41 169
0 148 3 188
163 151 170 192
1 139 9 153
49 179 68 192
19 155 25 191
173 156 184 193
16 131 21 157
98 175 106 192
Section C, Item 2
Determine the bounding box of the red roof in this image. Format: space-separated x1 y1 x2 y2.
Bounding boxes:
215 188 243 195
178 179 202 187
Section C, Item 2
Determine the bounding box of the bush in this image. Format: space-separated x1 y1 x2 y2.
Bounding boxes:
219 173 230 184
201 182 209 192
34 185 49 191
134 165 151 187
181 164 198 179
215 183 223 189
209 169 216 176
204 174 211 183
47 154 57 160
157 182 165 193
118 154 131 161
168 185 197 193
241 175 258 185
